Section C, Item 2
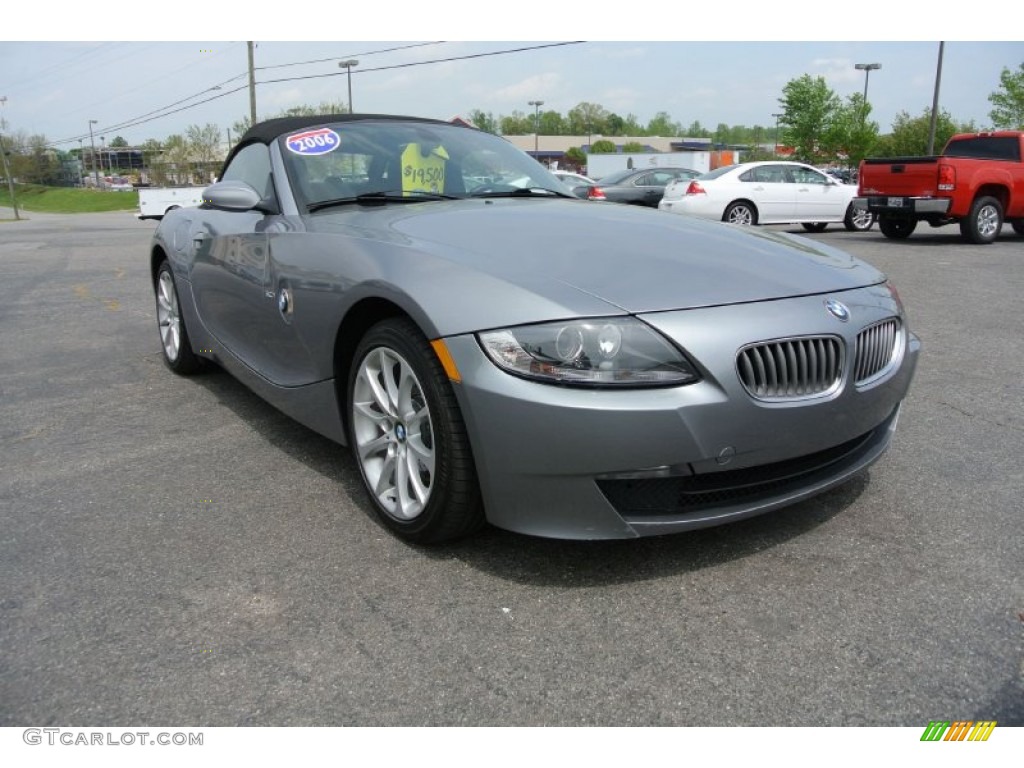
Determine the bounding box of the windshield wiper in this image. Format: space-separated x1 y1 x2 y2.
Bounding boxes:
307 190 458 212
469 187 571 199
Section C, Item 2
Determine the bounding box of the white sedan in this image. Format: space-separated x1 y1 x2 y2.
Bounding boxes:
659 161 874 232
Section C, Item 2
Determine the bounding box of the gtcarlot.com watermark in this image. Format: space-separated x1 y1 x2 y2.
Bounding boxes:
23 728 203 747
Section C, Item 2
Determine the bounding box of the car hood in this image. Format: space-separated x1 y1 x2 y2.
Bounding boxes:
303 199 884 332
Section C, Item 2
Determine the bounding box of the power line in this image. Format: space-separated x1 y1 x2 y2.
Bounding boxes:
44 41 586 148
254 41 445 72
259 42 585 86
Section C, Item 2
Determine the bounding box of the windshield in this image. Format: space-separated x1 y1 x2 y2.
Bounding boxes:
278 119 569 209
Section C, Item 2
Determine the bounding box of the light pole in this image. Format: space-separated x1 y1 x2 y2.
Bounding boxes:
771 113 783 154
528 100 544 157
100 136 108 179
855 63 881 106
338 59 359 113
88 120 100 189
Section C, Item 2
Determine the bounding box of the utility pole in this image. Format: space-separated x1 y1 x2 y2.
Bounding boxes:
927 42 945 155
247 41 257 125
0 96 21 219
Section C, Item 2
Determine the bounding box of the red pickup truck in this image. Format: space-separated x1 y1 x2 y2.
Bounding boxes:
857 131 1024 244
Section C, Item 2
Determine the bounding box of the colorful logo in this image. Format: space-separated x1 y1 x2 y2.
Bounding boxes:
285 128 340 156
920 721 996 741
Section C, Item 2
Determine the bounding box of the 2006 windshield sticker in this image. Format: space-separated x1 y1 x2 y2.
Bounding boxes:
286 128 340 156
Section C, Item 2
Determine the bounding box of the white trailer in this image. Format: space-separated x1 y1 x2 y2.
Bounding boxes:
137 186 207 220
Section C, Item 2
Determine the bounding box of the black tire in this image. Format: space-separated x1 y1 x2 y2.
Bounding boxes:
347 318 483 543
723 201 757 226
1012 221 1024 236
843 202 875 232
959 195 1003 244
878 217 917 240
801 223 828 232
155 260 202 375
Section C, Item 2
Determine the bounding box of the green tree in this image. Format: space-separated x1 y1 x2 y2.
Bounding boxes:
467 109 499 134
685 120 711 138
778 74 841 164
109 136 128 148
567 102 610 136
872 108 973 157
605 113 625 135
621 113 644 135
16 134 59 185
564 146 587 169
499 110 532 135
159 134 191 185
621 141 646 153
646 111 679 136
538 110 565 136
988 62 1024 129
819 93 880 167
232 116 252 137
590 139 617 154
186 123 223 167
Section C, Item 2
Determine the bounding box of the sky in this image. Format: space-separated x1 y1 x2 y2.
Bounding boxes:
1 6 1021 150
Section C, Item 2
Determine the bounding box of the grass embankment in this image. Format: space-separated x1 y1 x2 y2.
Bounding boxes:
0 184 139 213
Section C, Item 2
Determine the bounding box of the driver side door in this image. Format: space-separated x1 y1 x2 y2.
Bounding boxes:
189 143 274 371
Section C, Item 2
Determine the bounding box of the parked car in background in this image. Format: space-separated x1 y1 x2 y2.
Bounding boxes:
821 167 856 185
150 114 918 543
857 130 1024 244
552 170 603 200
659 161 874 232
593 167 701 207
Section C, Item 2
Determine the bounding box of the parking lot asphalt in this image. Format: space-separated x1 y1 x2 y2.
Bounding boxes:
1 209 1021 726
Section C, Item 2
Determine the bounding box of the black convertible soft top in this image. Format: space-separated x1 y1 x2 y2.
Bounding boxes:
223 113 461 176
237 113 453 146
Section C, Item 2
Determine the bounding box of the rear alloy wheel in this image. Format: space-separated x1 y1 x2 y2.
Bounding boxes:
348 319 483 543
843 203 875 232
723 201 757 226
801 223 828 233
878 217 917 240
155 261 201 374
960 195 1003 244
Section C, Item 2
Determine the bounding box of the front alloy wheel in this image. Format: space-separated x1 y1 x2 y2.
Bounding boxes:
348 319 483 543
155 261 200 374
352 346 436 521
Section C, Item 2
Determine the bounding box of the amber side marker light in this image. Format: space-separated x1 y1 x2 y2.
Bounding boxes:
430 339 462 383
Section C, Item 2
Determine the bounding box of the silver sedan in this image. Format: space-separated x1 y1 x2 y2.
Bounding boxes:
150 115 919 542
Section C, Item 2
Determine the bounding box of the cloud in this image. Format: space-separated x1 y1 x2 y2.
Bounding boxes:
599 87 639 113
492 72 563 103
809 57 862 84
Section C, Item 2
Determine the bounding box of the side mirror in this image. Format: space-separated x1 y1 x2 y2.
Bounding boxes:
202 180 267 212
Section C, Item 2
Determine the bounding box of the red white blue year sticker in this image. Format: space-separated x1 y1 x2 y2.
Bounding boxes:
286 128 340 156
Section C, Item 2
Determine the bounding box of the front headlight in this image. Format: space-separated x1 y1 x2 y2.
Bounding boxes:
477 318 700 388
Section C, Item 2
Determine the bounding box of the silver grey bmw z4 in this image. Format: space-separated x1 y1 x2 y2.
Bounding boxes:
150 114 919 542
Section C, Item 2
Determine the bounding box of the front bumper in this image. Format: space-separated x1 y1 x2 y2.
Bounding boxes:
856 196 952 216
443 286 920 539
